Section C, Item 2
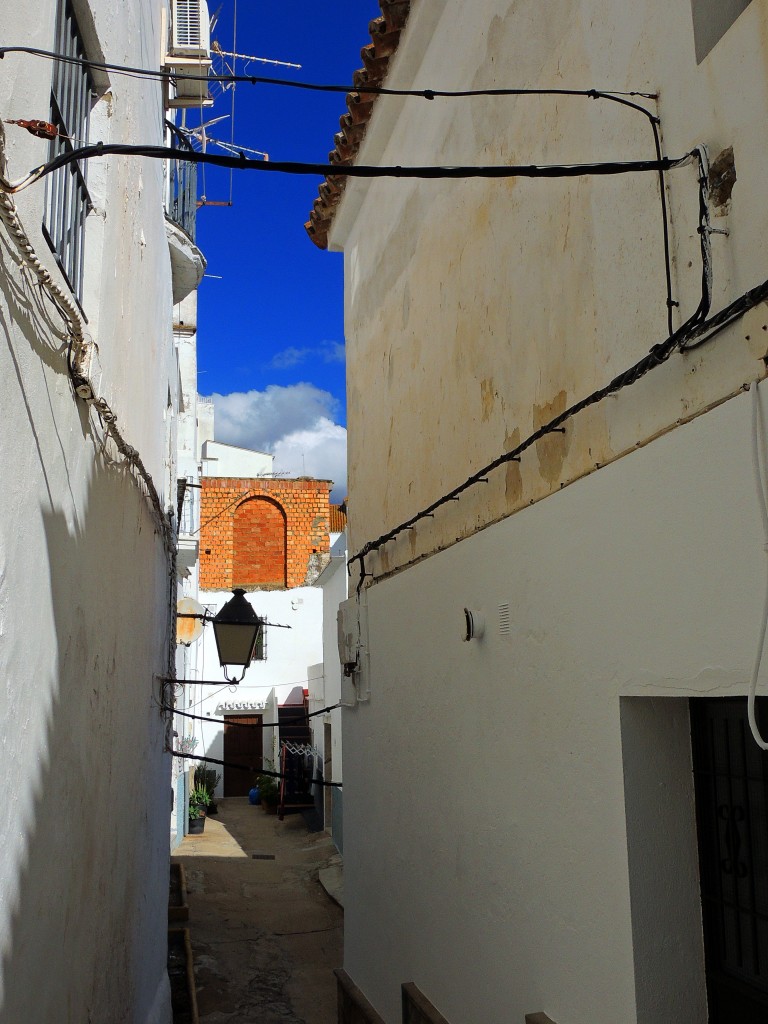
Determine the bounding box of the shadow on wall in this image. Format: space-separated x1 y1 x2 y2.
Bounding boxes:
0 462 172 1024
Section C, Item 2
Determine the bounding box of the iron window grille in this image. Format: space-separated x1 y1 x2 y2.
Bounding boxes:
43 0 94 305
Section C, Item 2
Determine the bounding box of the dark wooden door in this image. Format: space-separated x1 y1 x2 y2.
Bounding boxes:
222 714 263 797
691 697 768 1022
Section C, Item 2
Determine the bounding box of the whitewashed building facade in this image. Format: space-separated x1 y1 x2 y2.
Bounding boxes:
309 1 768 1022
0 0 206 1019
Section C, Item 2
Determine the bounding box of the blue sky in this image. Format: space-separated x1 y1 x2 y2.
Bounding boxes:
193 0 381 498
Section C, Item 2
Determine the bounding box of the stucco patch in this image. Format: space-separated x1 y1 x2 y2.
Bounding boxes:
480 378 496 421
533 390 571 485
504 427 523 503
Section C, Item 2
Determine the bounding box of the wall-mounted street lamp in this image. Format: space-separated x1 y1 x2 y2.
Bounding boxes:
173 589 290 685
212 588 264 683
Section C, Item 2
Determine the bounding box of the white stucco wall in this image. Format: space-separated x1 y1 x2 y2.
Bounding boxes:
342 385 768 1023
333 0 768 581
306 540 347 843
201 440 274 479
187 587 324 795
0 1 175 1020
315 542 347 784
331 2 768 1020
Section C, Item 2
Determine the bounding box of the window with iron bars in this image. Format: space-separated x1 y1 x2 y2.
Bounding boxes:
42 0 94 305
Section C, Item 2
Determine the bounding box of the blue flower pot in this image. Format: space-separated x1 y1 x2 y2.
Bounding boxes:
248 787 261 805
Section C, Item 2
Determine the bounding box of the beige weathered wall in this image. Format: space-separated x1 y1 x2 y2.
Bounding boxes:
333 0 768 581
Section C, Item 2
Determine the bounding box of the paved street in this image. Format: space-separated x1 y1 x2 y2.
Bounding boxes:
174 797 343 1024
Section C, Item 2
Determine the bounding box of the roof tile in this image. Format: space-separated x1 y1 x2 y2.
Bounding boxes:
305 0 412 249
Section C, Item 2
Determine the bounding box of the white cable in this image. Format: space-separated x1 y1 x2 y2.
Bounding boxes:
748 381 768 748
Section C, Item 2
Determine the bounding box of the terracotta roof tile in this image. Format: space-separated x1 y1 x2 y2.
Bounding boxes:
305 0 412 250
329 503 348 532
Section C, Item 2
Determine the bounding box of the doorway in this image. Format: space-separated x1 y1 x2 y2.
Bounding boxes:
691 697 768 1022
222 714 263 797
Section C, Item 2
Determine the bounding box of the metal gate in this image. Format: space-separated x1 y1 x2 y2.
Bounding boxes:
691 697 768 1022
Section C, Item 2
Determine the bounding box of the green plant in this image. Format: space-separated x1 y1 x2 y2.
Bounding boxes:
194 764 221 795
256 774 279 803
189 785 211 819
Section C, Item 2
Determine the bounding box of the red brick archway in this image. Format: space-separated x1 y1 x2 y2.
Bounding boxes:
233 497 287 588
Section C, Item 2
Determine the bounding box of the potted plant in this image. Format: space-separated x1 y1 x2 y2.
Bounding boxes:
188 785 211 834
194 765 221 815
256 774 279 814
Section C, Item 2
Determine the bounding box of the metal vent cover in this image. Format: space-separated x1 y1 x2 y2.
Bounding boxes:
499 603 511 636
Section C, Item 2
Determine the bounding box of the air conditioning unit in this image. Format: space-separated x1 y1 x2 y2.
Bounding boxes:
170 0 211 58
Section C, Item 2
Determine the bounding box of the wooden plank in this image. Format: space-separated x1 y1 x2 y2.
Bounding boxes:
335 969 386 1024
402 982 451 1024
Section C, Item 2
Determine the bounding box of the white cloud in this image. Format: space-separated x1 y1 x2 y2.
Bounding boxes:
321 341 346 364
272 418 347 501
268 340 345 370
209 384 347 501
270 347 311 369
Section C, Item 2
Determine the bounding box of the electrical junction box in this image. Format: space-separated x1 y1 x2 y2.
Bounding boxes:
337 595 370 702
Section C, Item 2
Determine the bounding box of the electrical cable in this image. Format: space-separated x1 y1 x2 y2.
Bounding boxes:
0 46 657 104
749 382 768 749
165 701 342 728
349 148 721 588
0 46 677 321
0 139 693 194
650 118 677 336
173 748 342 787
193 485 258 535
0 121 174 553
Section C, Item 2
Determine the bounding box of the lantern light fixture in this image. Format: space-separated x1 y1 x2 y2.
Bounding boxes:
211 588 264 683
173 589 291 686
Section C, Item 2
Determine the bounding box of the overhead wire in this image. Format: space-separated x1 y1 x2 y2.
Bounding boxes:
173 749 342 787
0 46 656 104
0 44 676 319
228 0 237 206
348 147 725 588
0 139 694 194
0 121 174 554
165 701 342 728
749 382 768 750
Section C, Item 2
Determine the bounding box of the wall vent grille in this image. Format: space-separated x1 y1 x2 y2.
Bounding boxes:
499 603 511 636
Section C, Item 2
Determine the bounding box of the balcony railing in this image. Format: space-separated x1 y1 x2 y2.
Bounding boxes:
166 124 197 242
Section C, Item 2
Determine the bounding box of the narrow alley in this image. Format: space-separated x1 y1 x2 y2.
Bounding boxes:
173 798 343 1024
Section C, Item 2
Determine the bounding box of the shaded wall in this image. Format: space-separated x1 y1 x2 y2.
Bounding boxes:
0 0 176 1020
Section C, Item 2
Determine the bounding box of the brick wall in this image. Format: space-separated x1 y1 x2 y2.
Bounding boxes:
233 497 286 588
200 477 332 591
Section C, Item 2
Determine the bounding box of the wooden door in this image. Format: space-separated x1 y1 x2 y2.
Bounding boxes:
691 697 768 1022
222 714 263 797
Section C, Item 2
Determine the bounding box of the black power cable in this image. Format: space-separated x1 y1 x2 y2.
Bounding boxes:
174 749 342 788
0 45 656 104
348 148 730 586
166 701 341 729
0 44 677 323
0 139 692 193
